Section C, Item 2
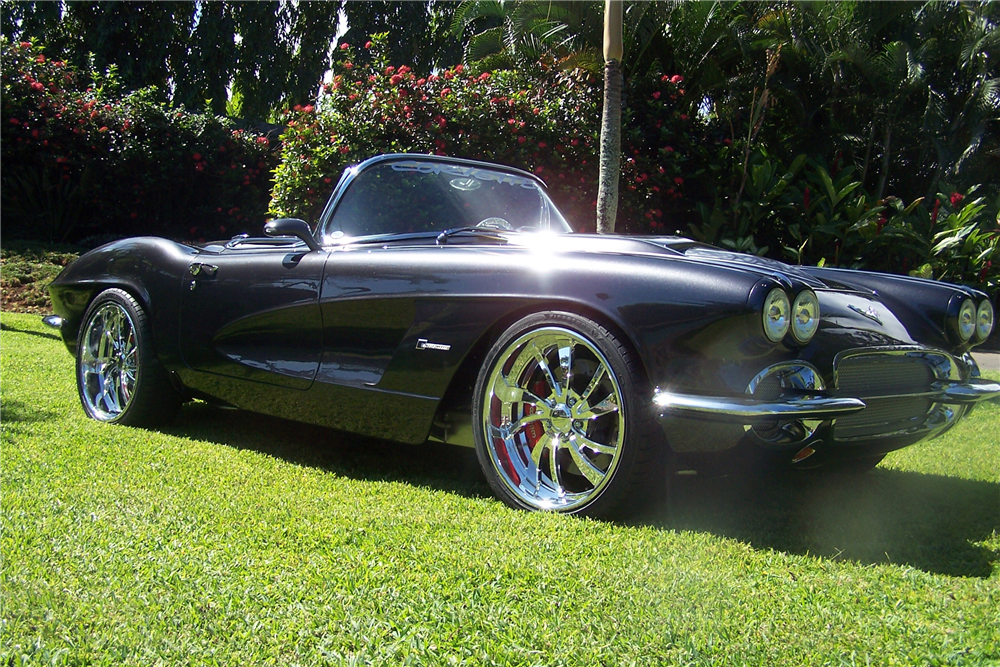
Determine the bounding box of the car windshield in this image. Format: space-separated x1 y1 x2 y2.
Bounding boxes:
320 159 573 242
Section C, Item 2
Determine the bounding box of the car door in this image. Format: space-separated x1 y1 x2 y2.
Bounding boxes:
179 239 326 390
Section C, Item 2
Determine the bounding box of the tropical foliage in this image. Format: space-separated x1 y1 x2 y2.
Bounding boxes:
1 2 997 289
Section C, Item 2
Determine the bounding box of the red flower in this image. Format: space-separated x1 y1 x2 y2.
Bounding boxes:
340 146 350 154
570 138 579 146
931 198 941 225
674 177 684 186
876 214 886 234
443 70 454 80
385 66 395 75
538 142 547 149
19 41 30 49
256 136 268 145
31 82 44 92
344 62 353 70
950 192 964 207
517 136 526 144
340 43 349 50
398 65 411 75
436 116 447 128
36 54 45 63
123 119 131 130
440 88 451 97
192 153 202 161
670 75 683 84
479 72 490 81
390 75 402 85
365 41 372 49
652 91 661 100
455 64 464 73
98 126 108 133
417 78 426 86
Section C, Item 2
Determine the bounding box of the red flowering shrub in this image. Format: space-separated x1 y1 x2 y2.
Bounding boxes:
270 34 705 234
1 38 278 243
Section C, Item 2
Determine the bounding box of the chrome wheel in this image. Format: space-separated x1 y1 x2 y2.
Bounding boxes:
481 325 626 512
79 301 139 421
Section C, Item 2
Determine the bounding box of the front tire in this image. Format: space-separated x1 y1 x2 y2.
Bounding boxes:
76 288 180 426
472 311 663 517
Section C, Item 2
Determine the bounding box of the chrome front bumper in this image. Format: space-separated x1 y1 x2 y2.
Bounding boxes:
653 391 866 422
654 377 1000 422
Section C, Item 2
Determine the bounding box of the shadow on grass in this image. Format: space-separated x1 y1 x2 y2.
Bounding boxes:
0 397 61 423
164 402 492 499
167 402 998 579
0 321 60 341
651 472 999 579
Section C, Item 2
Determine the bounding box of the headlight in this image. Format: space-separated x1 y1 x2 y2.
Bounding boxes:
790 290 820 344
763 288 790 343
977 299 995 342
957 299 976 342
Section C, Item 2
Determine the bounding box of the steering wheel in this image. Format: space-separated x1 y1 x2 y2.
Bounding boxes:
476 217 513 230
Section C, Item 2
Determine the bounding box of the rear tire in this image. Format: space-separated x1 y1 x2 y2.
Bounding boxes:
76 288 181 426
472 311 664 518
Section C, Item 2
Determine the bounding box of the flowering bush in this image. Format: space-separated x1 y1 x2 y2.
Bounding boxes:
270 34 704 234
1 38 278 243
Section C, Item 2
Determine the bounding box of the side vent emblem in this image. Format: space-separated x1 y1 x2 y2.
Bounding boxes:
416 338 451 351
848 303 883 326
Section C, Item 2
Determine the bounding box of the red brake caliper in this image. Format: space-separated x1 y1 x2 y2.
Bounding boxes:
523 379 548 453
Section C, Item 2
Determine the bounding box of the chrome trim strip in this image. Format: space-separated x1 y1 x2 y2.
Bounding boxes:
654 391 865 422
746 361 825 394
41 315 64 329
933 379 1000 404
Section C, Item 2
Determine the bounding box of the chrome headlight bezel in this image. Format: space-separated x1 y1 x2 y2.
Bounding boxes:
976 299 995 342
790 290 820 345
762 288 790 343
958 298 976 342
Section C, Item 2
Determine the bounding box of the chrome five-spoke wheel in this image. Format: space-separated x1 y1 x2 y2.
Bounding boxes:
473 312 660 517
76 288 180 426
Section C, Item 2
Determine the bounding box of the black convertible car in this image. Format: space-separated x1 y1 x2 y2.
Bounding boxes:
46 154 998 517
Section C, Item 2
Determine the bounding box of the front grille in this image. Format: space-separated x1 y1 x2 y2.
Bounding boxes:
834 354 933 397
832 353 937 440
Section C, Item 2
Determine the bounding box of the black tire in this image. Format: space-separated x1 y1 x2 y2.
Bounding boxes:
472 311 665 518
76 288 181 426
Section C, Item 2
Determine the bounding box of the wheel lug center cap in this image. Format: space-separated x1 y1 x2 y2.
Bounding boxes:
550 405 572 432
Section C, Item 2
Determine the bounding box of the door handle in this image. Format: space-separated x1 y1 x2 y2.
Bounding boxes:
189 262 218 277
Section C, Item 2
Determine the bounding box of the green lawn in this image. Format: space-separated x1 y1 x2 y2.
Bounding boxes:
2 310 998 666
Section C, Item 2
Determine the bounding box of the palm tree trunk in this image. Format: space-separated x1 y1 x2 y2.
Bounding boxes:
597 0 623 235
597 58 622 234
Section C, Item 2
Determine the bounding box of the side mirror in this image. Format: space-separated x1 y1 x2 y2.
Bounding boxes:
263 218 321 252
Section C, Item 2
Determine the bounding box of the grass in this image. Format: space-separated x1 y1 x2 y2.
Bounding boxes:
2 310 998 666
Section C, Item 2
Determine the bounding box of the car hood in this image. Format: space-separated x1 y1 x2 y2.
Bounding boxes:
524 234 845 292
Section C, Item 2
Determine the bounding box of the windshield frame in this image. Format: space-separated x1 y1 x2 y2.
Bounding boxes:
316 154 573 245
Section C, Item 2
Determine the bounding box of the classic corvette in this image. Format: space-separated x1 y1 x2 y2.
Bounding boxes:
45 154 998 517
